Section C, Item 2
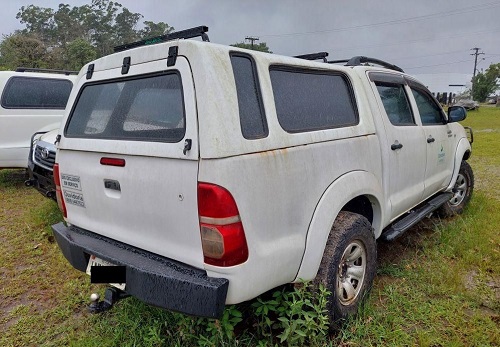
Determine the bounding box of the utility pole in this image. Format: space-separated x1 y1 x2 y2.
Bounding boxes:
470 47 485 78
245 36 259 49
470 47 485 100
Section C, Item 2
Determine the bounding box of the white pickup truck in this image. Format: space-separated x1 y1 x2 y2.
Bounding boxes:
50 27 473 330
0 68 76 168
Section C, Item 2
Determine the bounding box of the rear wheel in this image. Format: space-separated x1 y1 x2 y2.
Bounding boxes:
314 211 377 332
438 160 474 217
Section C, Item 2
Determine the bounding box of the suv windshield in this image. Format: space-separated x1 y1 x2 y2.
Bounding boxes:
65 72 185 143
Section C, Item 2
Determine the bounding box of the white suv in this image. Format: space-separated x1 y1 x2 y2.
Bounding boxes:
0 68 76 168
50 27 473 329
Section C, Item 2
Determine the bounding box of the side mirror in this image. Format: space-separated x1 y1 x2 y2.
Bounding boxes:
448 106 467 123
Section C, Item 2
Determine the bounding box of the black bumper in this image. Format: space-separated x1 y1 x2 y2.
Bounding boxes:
26 162 55 199
26 132 55 199
52 222 229 318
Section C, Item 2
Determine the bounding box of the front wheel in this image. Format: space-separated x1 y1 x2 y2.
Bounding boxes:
314 211 377 332
438 160 474 217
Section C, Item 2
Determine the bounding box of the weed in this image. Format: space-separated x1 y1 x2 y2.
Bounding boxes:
251 282 330 346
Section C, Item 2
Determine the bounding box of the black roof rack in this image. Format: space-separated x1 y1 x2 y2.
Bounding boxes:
294 52 329 62
15 67 78 75
328 56 404 73
114 25 210 53
293 53 404 72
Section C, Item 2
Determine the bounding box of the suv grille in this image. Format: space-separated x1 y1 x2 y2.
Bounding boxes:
34 144 56 170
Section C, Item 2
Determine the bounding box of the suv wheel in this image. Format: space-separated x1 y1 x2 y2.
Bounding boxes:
314 211 377 332
438 160 474 217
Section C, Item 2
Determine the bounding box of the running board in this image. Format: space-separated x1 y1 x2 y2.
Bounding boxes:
380 193 452 242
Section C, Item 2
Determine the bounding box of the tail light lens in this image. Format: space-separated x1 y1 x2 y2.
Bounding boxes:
53 163 67 218
198 182 248 267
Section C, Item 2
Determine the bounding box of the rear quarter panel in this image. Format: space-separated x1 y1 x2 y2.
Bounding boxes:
200 135 382 304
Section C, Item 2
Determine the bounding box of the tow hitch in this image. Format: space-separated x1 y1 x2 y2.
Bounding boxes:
24 179 36 187
88 287 129 313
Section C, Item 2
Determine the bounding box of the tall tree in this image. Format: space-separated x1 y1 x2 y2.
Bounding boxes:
52 4 89 46
16 5 55 43
472 63 500 102
114 8 142 45
85 0 123 56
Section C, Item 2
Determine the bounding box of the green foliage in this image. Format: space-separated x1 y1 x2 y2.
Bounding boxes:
140 21 175 38
1 1 174 71
0 33 48 69
231 41 272 53
252 283 330 346
472 62 500 102
66 38 98 71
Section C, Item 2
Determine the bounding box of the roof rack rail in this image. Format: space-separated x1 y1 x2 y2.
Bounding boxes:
114 25 210 53
327 59 349 64
294 52 329 62
340 56 404 73
15 67 78 75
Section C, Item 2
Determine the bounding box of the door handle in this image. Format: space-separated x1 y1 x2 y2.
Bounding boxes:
427 136 435 143
391 142 403 150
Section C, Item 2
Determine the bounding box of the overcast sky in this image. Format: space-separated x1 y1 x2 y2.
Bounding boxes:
1 0 499 88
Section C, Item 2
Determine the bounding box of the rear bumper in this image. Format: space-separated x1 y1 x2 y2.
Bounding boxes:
51 222 229 318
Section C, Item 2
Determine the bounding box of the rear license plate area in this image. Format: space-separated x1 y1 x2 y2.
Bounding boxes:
86 255 126 290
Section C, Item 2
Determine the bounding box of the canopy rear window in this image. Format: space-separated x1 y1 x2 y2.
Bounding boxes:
65 73 185 143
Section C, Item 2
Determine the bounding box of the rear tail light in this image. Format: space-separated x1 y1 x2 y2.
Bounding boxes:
198 182 248 267
53 163 67 218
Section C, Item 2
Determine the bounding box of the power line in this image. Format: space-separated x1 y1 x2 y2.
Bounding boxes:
394 49 466 61
328 28 500 54
259 1 500 38
405 59 474 70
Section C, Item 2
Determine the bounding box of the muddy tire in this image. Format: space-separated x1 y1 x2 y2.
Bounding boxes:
314 211 377 332
438 161 474 217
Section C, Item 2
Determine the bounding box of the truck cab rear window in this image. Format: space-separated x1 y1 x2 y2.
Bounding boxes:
65 73 185 142
1 77 73 109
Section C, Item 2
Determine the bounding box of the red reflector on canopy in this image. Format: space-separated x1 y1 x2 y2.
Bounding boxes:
100 157 126 167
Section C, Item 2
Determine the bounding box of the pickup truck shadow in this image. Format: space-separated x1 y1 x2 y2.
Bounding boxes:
377 217 439 268
0 169 28 189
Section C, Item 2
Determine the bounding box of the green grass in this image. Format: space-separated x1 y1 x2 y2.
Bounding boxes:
1 107 499 346
461 106 500 199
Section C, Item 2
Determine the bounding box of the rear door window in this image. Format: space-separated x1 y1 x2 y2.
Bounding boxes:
269 67 358 133
1 77 73 109
375 83 415 126
65 73 185 143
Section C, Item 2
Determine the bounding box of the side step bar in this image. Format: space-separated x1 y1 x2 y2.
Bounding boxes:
380 193 452 242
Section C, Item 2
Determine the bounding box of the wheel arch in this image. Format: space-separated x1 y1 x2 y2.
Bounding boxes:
294 170 385 282
446 138 472 191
